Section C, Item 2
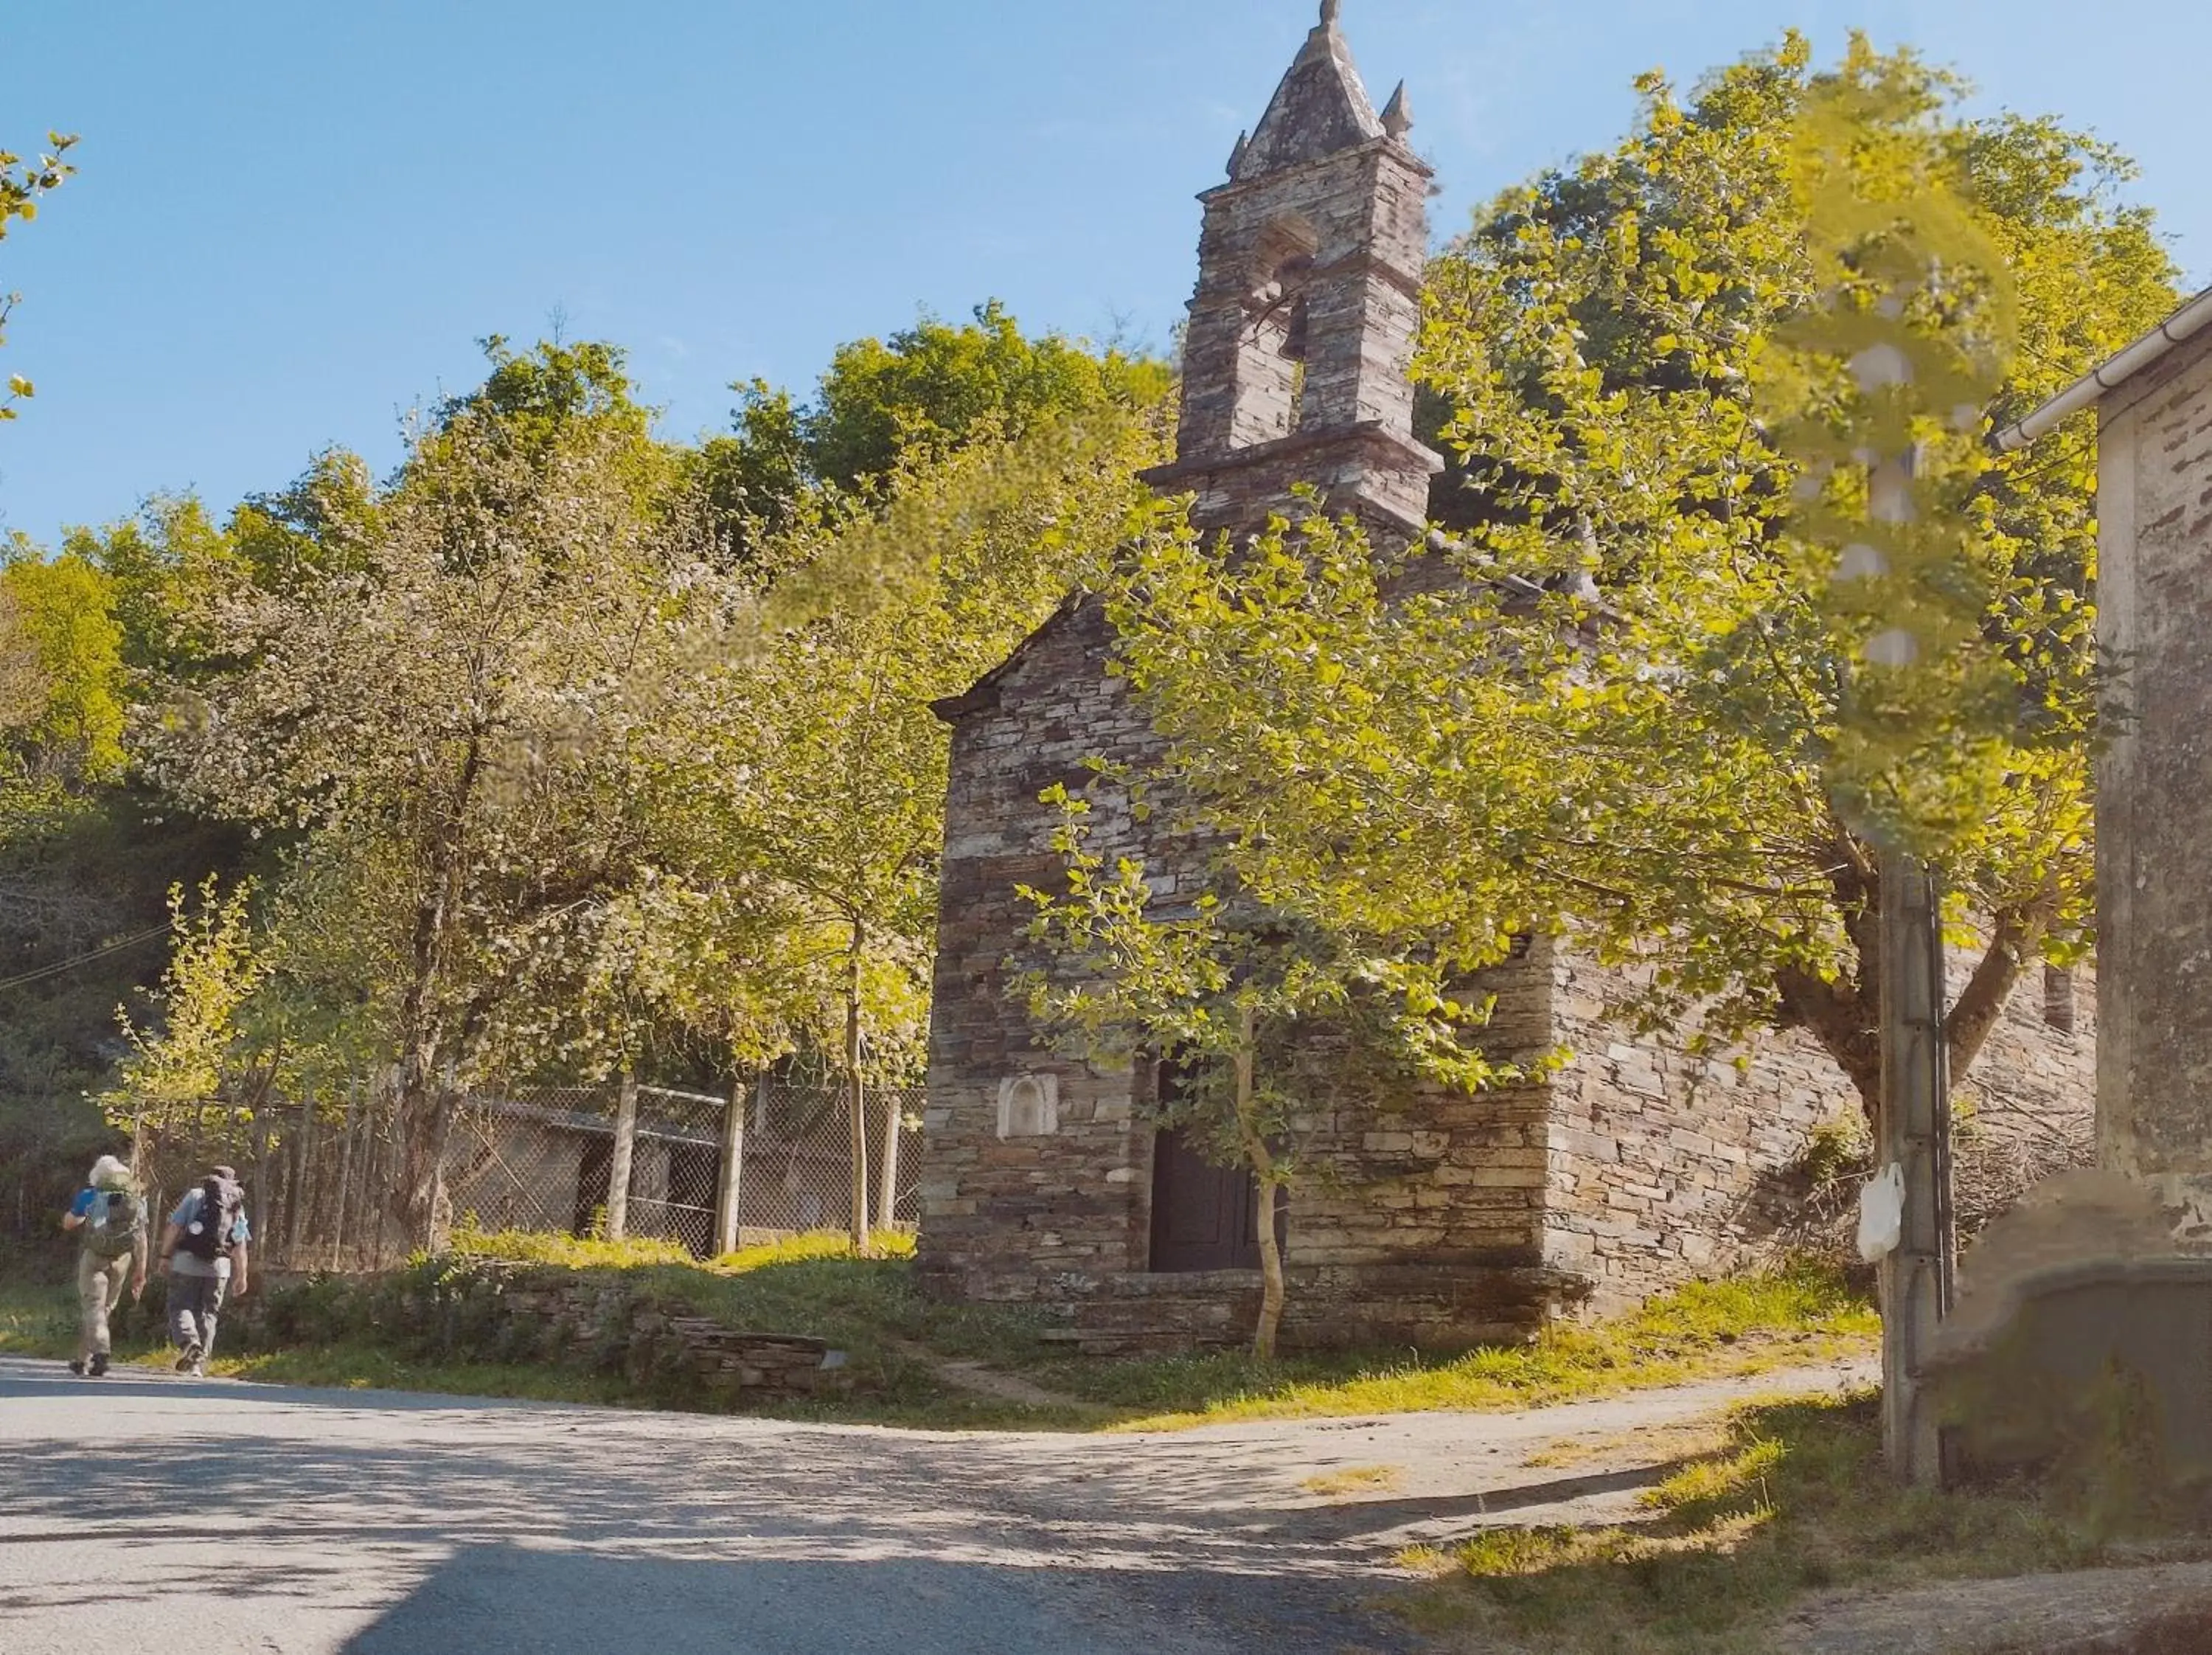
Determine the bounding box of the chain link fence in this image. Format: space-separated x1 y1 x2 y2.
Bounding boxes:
108 1069 923 1272
444 1076 925 1254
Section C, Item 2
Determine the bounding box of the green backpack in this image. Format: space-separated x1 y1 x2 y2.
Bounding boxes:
82 1189 146 1260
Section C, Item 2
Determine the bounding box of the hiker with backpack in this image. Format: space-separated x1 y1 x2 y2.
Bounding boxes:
60 1154 150 1378
158 1165 251 1377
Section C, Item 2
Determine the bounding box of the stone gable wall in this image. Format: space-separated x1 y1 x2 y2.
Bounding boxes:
917 599 1570 1341
918 600 1176 1299
1543 947 2096 1314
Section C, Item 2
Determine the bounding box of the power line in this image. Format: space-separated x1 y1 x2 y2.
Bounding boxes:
0 921 175 994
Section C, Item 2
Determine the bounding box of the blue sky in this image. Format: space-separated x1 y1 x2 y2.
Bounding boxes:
4 1 2207 548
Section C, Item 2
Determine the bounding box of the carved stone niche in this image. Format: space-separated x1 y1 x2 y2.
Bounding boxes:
996 1072 1060 1139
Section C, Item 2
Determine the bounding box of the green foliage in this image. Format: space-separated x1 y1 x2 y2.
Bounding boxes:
684 301 1173 560
1104 37 2177 1110
437 335 655 451
641 403 1167 1080
1413 1391 2113 1654
1795 1113 1872 1187
0 128 76 421
101 875 265 1137
802 299 1172 491
0 551 126 782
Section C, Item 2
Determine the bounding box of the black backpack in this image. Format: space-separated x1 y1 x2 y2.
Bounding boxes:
178 1174 244 1261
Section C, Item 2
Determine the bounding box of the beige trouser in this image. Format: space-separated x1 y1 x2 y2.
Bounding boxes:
76 1249 133 1359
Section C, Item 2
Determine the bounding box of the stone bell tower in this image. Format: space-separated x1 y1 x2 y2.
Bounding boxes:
1141 0 1442 536
919 4 1514 1344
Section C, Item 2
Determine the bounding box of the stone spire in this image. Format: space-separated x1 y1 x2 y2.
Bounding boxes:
1380 80 1411 142
1230 0 1385 181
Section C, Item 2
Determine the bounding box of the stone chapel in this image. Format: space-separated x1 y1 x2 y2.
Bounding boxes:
913 3 2093 1353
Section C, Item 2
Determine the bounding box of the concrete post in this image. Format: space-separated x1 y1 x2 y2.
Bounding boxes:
1879 850 1952 1485
605 1072 639 1242
714 1074 746 1257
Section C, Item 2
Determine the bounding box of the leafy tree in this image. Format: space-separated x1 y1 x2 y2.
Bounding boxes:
141 367 727 1246
1099 38 2175 1116
0 549 125 783
0 583 51 735
683 380 809 566
802 299 1172 492
686 302 1173 562
1 128 75 422
1015 779 1512 1358
653 406 1169 1241
102 875 268 1157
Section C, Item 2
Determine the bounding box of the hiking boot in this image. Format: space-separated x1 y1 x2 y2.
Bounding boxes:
188 1360 206 1378
66 1359 84 1376
174 1341 202 1374
88 1353 109 1378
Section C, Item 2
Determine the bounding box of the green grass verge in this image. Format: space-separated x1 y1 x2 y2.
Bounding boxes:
1076 1267 1877 1430
1405 1388 2176 1655
3 1246 1876 1432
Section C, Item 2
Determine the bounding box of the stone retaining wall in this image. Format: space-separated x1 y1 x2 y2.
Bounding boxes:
241 1259 850 1405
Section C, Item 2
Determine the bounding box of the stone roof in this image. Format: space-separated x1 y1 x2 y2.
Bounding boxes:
1231 0 1386 182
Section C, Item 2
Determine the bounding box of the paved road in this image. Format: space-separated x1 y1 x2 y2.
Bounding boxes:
0 1353 1872 1654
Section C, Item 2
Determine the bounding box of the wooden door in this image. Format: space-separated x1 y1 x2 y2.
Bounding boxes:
1150 1126 1265 1273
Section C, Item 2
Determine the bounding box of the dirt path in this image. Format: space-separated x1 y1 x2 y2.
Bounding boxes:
1150 1354 1881 1554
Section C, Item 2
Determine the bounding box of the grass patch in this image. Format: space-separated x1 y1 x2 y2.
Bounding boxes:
0 1280 86 1359
3 1252 1876 1437
211 1342 645 1404
1303 1464 1406 1497
1523 1418 1734 1473
1408 1389 2173 1655
1094 1264 1876 1431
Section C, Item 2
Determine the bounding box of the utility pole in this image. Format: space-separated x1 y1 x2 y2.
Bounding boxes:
1877 849 1953 1485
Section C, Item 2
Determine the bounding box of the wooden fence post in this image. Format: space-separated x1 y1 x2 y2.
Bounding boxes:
605 1072 639 1241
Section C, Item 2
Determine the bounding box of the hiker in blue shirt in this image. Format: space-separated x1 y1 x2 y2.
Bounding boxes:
60 1156 149 1378
158 1166 251 1378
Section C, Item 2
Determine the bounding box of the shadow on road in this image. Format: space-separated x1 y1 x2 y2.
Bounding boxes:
334 1544 1409 1655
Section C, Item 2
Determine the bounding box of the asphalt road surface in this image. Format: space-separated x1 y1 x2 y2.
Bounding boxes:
0 1356 1419 1655
0 1353 1874 1654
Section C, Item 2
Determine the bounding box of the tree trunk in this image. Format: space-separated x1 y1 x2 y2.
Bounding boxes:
390 735 483 1252
605 1070 639 1241
393 1055 457 1253
1234 1003 1286 1361
1944 903 2051 1080
252 1115 273 1254
287 1093 320 1266
329 1080 361 1271
845 933 871 1254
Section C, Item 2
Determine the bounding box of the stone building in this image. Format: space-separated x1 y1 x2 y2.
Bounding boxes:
1997 285 2212 1186
914 4 2094 1352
